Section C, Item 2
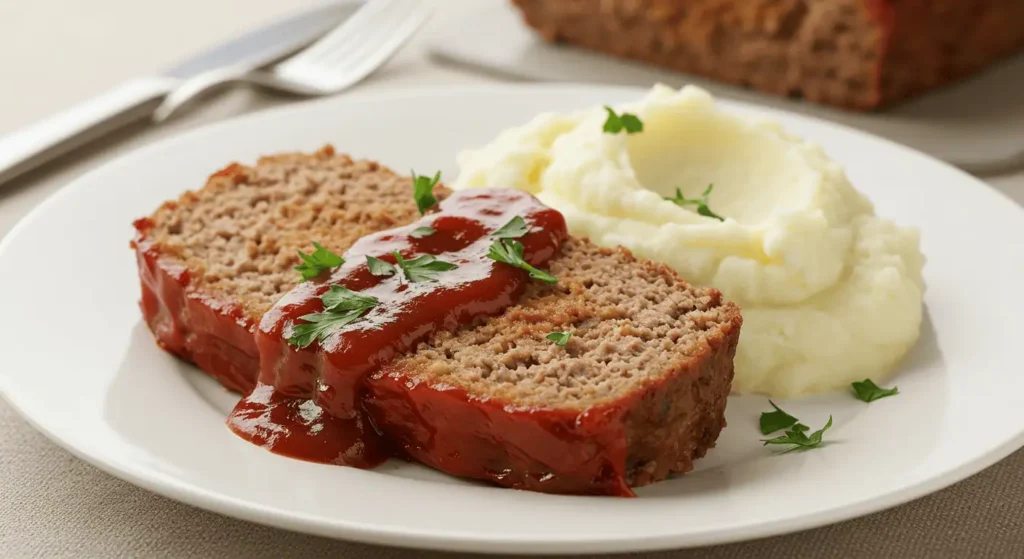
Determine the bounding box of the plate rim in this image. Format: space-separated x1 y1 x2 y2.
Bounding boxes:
2 82 1023 554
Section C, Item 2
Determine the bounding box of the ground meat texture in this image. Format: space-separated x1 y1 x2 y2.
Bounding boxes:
510 0 1024 110
366 239 742 495
138 146 442 318
132 146 448 391
132 148 742 495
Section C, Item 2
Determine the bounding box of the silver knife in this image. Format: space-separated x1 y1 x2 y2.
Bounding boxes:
0 1 358 186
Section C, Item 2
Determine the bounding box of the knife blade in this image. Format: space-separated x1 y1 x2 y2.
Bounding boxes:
165 3 359 79
0 1 359 186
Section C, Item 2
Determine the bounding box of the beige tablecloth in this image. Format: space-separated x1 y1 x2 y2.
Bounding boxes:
3 1 1024 557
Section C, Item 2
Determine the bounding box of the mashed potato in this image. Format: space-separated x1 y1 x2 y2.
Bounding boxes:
453 85 925 398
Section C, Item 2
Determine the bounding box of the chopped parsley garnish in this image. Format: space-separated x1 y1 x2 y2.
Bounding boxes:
546 331 572 346
665 184 725 221
319 285 378 313
759 400 799 435
602 106 644 134
761 416 833 452
486 239 557 284
759 401 832 452
492 216 529 239
287 285 378 348
412 170 441 214
851 379 899 402
366 255 397 277
393 251 458 283
411 226 436 238
294 242 344 281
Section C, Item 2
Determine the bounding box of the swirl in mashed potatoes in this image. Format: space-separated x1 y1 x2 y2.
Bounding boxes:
452 85 925 398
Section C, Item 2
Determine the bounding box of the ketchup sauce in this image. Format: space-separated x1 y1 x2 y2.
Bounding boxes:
227 189 568 468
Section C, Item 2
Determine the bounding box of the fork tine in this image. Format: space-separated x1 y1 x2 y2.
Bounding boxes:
288 0 401 63
330 6 430 84
312 0 421 67
323 0 428 66
152 0 430 121
275 0 429 90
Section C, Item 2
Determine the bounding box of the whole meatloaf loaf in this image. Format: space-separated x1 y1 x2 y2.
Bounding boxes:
132 147 742 496
510 0 1024 110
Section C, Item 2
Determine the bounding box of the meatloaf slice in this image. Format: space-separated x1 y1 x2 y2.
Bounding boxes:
367 238 742 495
133 148 742 496
132 146 443 392
510 0 1024 110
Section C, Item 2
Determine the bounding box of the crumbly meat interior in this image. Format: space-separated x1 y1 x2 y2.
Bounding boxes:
142 147 740 413
392 238 740 410
141 147 445 319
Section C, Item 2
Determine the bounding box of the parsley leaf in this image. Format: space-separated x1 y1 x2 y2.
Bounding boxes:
761 416 833 452
492 216 529 239
366 256 397 277
393 251 458 283
760 400 799 435
851 379 899 402
320 285 378 312
287 286 378 348
412 170 441 214
602 106 644 134
546 331 572 346
486 239 557 284
411 226 436 238
288 312 364 349
665 184 725 221
294 242 344 281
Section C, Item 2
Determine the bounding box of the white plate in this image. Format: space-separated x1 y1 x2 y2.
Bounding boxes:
1 84 1023 555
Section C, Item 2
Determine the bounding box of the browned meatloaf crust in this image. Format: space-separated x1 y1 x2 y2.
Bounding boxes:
132 147 742 495
132 146 431 393
510 0 1024 110
367 238 740 494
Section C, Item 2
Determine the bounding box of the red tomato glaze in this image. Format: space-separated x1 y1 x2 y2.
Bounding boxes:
365 371 637 496
133 219 260 394
227 189 568 470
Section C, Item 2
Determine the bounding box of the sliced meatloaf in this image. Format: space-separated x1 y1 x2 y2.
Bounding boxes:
132 146 442 392
511 0 1024 110
132 147 742 496
367 238 741 495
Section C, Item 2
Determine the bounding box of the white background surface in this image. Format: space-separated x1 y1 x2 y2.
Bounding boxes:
2 1 1024 557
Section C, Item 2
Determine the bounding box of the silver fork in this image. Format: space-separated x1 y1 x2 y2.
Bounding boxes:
152 0 431 122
